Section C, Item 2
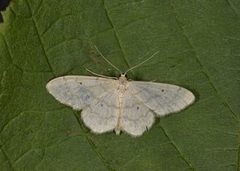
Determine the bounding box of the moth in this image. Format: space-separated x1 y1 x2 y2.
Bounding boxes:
46 47 195 136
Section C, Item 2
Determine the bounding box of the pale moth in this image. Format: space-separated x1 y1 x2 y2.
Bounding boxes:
46 47 195 137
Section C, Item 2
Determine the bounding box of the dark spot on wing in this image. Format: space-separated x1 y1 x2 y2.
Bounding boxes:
161 89 164 92
137 106 139 110
85 95 90 100
79 88 92 105
101 103 103 107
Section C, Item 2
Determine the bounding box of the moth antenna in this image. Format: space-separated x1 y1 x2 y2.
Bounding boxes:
124 50 160 75
85 68 117 79
94 46 123 74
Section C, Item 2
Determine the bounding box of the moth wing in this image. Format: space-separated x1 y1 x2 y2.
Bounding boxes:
129 81 195 116
81 91 119 133
120 90 155 136
46 76 115 110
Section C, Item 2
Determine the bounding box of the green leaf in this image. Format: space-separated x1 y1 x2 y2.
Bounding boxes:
0 0 239 170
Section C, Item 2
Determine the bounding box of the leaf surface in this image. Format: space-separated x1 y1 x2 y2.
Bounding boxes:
0 0 239 170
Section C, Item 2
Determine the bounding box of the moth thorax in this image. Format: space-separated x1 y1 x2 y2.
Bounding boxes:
119 75 127 85
118 75 128 94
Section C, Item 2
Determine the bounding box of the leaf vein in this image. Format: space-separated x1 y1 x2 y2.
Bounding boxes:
40 13 73 37
72 112 115 171
159 125 195 170
0 145 15 171
168 0 239 121
225 0 240 18
0 111 24 134
25 0 54 75
102 0 131 73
